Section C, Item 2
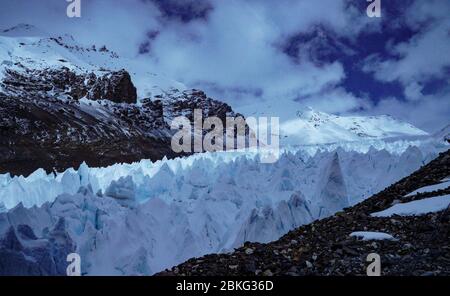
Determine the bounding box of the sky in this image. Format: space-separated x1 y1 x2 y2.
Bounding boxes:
0 0 449 132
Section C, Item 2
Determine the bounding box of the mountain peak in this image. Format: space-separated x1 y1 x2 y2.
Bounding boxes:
295 106 330 121
281 109 428 146
434 124 450 143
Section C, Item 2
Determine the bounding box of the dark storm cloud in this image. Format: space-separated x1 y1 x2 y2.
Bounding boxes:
147 0 213 22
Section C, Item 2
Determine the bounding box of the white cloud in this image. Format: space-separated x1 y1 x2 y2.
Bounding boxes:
365 21 450 85
0 0 361 108
0 0 161 57
286 87 367 114
403 81 424 101
357 0 450 131
147 0 366 108
0 0 448 131
363 94 450 133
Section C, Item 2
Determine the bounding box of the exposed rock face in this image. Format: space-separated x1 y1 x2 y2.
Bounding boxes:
157 149 450 276
0 65 241 176
86 70 137 104
2 67 137 103
156 89 236 122
0 29 253 177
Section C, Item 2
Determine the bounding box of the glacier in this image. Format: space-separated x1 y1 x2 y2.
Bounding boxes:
0 139 447 275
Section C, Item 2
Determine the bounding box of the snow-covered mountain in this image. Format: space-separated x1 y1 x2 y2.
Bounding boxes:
434 124 450 143
0 24 443 138
279 107 428 146
0 24 243 176
0 23 185 96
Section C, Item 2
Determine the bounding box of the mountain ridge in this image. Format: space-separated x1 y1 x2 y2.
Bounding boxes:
0 25 242 176
279 106 428 146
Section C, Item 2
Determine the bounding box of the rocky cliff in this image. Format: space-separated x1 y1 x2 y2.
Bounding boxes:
0 64 240 176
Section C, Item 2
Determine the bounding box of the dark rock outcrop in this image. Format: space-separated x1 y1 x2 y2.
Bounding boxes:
0 65 242 176
86 70 137 104
2 67 136 103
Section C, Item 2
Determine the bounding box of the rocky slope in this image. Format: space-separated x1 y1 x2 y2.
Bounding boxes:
158 149 450 276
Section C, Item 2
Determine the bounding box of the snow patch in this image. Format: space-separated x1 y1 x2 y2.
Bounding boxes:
405 180 450 197
371 194 450 217
350 231 397 241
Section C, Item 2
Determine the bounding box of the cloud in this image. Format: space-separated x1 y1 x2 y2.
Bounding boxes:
0 0 161 57
0 0 448 132
363 93 450 133
403 0 450 29
0 0 360 105
149 0 212 22
295 87 370 114
357 0 450 131
146 0 369 108
363 21 450 86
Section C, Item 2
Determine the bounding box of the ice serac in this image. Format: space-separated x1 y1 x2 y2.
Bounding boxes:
105 176 136 208
316 152 348 218
0 216 75 276
234 191 313 245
